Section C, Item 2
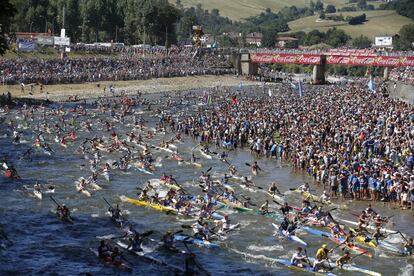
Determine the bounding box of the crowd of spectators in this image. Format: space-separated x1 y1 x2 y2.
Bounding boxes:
0 48 235 85
390 67 414 85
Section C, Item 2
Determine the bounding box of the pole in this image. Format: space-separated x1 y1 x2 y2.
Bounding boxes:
62 6 65 29
30 22 33 33
115 25 118 43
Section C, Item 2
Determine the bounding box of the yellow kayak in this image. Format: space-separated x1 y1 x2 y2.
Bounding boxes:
121 196 177 213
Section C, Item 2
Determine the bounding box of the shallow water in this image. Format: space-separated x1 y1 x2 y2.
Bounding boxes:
0 88 413 275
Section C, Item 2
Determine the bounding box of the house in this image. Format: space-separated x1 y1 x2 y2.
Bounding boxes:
245 32 263 47
275 36 299 49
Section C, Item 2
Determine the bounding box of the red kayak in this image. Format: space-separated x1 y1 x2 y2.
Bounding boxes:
4 170 20 180
329 236 373 258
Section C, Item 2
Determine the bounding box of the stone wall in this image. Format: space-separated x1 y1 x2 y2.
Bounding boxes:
388 81 414 104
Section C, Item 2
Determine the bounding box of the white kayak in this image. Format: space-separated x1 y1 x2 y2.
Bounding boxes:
337 218 397 234
199 149 213 159
272 223 308 247
102 171 110 182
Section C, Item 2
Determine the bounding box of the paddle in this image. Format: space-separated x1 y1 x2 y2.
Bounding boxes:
398 231 409 243
182 242 212 276
303 248 312 266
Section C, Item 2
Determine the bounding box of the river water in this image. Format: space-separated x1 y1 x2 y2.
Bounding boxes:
0 86 413 276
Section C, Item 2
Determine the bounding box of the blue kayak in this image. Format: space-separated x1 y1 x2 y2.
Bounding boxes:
174 234 219 249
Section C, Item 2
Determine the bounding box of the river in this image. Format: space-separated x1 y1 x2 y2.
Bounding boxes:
0 86 413 275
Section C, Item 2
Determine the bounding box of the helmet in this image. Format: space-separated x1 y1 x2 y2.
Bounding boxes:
321 244 327 249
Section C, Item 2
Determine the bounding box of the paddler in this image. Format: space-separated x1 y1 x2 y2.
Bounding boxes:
290 247 309 267
335 251 351 268
268 182 281 196
280 202 292 215
98 240 112 259
313 244 333 272
108 204 122 220
127 234 143 252
319 190 331 204
242 176 254 188
110 247 124 266
228 165 237 176
344 230 355 247
220 215 231 233
138 189 149 201
251 161 262 175
404 238 413 255
372 227 385 243
162 230 176 250
358 210 368 225
259 200 270 213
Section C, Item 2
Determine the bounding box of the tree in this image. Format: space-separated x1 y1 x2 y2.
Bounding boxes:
326 27 350 47
325 5 336 13
395 23 414 50
0 0 16 55
351 35 371 48
395 0 414 20
357 0 367 10
315 0 324 11
319 10 326 20
261 28 277 48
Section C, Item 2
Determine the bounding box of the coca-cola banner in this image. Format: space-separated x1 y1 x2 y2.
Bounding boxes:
250 54 321 65
250 53 414 67
326 55 414 67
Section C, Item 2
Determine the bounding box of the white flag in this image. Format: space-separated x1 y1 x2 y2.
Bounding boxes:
268 89 272 97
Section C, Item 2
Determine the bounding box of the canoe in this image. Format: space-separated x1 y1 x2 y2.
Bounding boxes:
90 247 132 272
272 223 308 247
307 257 381 276
174 234 219 249
121 196 177 213
272 258 337 276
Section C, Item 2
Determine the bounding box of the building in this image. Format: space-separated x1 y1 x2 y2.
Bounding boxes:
245 32 263 47
275 36 299 49
374 35 395 50
200 34 215 47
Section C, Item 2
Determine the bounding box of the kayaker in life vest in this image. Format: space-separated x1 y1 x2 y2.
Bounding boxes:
220 215 231 232
98 240 112 259
259 200 269 213
335 251 351 267
313 244 333 271
110 247 124 265
404 238 413 255
242 176 254 187
319 190 331 203
57 204 70 219
162 231 175 249
251 161 262 175
290 247 309 267
280 202 292 215
344 231 355 247
127 234 143 252
268 182 281 196
358 211 368 225
109 204 122 220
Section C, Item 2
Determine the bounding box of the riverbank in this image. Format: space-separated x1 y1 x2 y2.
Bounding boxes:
1 75 259 101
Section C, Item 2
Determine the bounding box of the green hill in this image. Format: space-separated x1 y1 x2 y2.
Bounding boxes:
171 0 350 20
284 10 414 39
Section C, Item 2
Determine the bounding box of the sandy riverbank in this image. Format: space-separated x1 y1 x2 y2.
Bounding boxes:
2 75 260 101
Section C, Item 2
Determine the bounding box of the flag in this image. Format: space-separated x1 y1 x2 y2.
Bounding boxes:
367 78 375 92
268 88 272 97
207 95 213 105
239 81 243 90
231 95 238 105
299 80 303 97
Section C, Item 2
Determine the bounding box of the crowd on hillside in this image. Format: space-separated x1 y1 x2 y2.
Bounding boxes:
0 50 234 85
176 83 414 209
390 67 414 85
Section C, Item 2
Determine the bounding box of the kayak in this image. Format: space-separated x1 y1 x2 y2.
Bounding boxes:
121 196 177 213
217 198 253 212
90 247 132 272
159 179 182 190
102 171 110 181
272 223 308 247
350 229 406 255
218 223 241 235
199 149 213 159
336 218 397 234
266 191 284 202
4 170 20 180
329 236 373 258
240 184 255 193
307 257 381 276
137 167 153 175
272 258 337 276
174 234 219 249
301 226 373 257
255 210 284 220
116 241 184 272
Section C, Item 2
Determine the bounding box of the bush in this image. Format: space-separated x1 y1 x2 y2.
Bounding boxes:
348 13 366 25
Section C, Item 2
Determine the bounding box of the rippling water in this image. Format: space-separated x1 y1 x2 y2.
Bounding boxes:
0 88 413 275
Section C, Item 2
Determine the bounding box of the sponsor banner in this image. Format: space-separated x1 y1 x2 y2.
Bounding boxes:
54 36 70 46
17 40 36 52
326 55 414 67
327 48 377 56
36 36 54 45
250 53 321 65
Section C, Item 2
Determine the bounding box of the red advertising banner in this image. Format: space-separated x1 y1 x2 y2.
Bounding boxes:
250 53 321 65
326 55 414 67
